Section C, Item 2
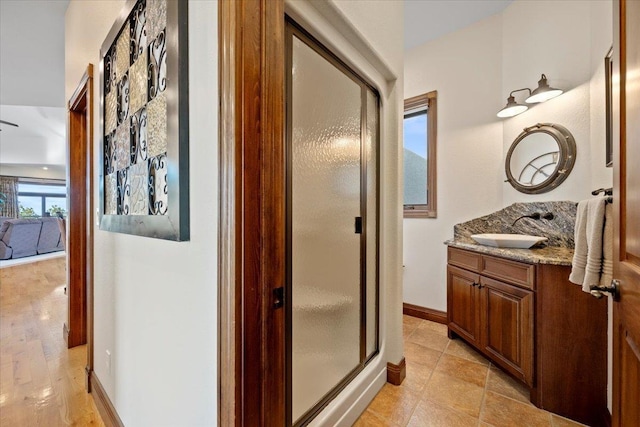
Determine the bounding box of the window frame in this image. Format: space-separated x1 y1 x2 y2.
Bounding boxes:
17 180 67 218
403 90 437 218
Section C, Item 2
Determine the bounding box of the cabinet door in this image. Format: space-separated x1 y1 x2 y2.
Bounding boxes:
481 276 534 385
447 265 481 345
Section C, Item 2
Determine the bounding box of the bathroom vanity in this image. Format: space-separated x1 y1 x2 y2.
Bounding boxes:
446 243 608 426
446 201 608 426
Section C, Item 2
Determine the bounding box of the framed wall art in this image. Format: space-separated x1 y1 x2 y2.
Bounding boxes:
99 0 189 241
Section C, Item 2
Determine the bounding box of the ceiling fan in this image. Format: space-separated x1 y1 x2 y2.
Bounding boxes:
0 119 19 131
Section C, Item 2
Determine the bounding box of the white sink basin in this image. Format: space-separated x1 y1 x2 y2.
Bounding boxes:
470 233 547 249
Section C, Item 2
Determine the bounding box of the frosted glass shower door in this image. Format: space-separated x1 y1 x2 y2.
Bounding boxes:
290 34 363 423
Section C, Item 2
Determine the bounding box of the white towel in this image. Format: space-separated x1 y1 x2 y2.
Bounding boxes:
569 197 607 292
600 203 613 287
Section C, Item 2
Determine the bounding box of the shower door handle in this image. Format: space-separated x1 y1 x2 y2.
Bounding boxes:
355 217 362 234
273 287 285 309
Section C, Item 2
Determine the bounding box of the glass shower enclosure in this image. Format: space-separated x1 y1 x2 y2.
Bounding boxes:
286 20 380 426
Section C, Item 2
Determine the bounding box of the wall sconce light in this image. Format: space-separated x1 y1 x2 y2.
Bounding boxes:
497 74 563 118
497 88 531 118
525 74 563 103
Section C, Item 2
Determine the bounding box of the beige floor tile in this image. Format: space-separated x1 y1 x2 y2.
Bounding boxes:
404 341 443 369
551 414 588 426
354 409 399 427
423 371 485 418
407 398 478 427
402 361 433 393
408 325 450 352
486 365 530 404
367 383 420 426
403 316 422 341
434 353 489 388
419 320 449 336
445 338 490 365
481 391 552 427
403 315 423 329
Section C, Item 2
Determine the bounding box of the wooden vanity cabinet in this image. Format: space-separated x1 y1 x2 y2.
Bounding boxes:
447 251 534 385
447 246 608 427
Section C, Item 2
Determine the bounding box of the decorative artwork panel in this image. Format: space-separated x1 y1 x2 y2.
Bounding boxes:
146 91 167 157
129 53 148 116
105 173 118 215
149 153 168 215
130 106 148 165
146 0 166 42
100 0 188 240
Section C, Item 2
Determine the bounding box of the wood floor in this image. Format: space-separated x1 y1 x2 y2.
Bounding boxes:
0 257 104 426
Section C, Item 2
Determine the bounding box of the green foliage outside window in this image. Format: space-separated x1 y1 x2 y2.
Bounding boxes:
19 204 37 218
48 205 67 217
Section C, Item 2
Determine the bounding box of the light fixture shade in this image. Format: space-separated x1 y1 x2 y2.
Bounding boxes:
497 95 529 118
525 74 563 103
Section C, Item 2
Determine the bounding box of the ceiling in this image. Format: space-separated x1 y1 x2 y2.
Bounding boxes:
404 0 513 50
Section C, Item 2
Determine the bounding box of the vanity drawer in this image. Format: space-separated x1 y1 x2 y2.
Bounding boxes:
481 255 535 290
448 247 482 272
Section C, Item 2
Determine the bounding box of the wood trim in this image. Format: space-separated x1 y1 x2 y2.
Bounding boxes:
90 373 124 427
218 1 238 424
219 1 285 425
403 90 437 219
386 358 406 385
66 65 94 377
403 303 447 324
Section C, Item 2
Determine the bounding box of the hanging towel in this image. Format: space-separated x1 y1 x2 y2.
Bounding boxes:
600 203 614 287
569 197 607 292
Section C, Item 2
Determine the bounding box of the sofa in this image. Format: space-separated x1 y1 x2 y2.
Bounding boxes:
0 217 65 260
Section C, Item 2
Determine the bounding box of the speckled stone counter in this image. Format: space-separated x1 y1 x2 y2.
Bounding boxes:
447 201 577 266
445 237 574 266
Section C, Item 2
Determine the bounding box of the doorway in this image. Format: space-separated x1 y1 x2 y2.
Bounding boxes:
66 64 94 391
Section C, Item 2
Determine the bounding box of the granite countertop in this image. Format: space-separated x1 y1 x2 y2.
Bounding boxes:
447 201 577 266
445 237 574 266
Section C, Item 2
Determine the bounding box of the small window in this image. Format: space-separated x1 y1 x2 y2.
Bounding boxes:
403 91 437 218
18 181 67 218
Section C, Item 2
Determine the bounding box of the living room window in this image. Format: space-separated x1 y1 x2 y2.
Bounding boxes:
18 181 67 218
403 91 437 218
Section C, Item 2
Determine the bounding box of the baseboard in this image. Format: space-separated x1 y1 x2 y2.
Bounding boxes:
90 372 124 427
386 357 406 386
403 303 447 324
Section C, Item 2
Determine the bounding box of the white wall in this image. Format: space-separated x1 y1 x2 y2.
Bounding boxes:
403 0 613 312
66 1 218 425
502 0 598 205
403 14 504 311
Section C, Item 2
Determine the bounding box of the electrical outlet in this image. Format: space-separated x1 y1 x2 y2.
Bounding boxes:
105 350 111 374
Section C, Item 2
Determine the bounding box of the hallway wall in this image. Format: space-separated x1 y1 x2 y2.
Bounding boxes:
65 1 218 425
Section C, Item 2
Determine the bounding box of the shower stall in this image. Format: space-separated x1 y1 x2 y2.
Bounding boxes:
285 20 380 426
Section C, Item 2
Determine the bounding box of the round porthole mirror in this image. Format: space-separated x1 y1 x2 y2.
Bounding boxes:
505 123 576 194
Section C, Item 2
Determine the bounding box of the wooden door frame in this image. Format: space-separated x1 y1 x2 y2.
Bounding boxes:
66 64 95 392
219 1 286 425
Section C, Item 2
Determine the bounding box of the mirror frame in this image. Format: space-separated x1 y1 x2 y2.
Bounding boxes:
505 123 576 194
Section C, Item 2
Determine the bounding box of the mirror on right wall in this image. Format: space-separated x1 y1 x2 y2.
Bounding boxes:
505 123 577 194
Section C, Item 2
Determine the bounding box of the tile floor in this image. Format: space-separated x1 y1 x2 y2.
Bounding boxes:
356 315 587 427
